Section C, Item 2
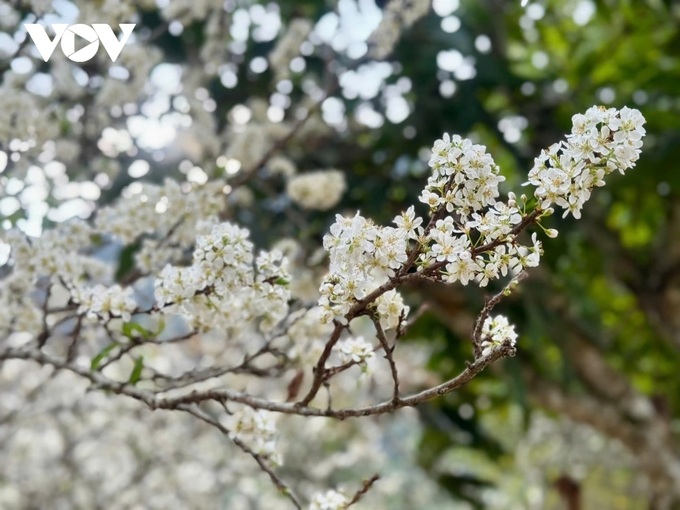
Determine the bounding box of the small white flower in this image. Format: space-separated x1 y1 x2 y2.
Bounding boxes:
231 408 280 464
394 205 423 239
309 489 349 510
480 315 518 356
336 336 374 364
527 106 646 218
287 169 347 211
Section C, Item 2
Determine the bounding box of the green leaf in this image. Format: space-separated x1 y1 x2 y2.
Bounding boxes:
115 242 140 281
122 321 154 340
155 318 165 336
90 342 119 371
128 356 144 385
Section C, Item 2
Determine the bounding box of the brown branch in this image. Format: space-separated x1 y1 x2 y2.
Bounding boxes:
471 271 528 358
346 474 380 507
371 316 400 403
37 281 52 348
65 315 83 362
397 302 429 338
96 330 197 372
178 404 303 510
0 341 513 420
296 321 346 406
150 342 286 391
297 207 542 407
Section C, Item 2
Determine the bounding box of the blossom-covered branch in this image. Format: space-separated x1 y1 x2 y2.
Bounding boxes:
0 105 645 508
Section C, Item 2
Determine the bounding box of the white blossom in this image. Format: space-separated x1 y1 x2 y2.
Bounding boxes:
287 169 347 211
309 489 349 510
269 18 312 79
394 206 424 240
526 106 646 218
319 213 409 326
336 336 374 364
230 408 280 465
268 156 297 177
421 133 505 215
480 315 518 357
154 222 290 333
72 284 137 322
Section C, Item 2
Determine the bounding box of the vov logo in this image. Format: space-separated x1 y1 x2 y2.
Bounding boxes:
24 24 135 63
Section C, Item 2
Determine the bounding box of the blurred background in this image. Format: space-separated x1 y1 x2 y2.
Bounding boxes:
1 0 680 508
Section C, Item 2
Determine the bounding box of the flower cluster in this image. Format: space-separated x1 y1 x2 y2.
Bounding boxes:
411 134 546 286
72 284 137 322
420 134 505 215
439 228 542 287
135 239 184 274
418 142 542 288
225 121 289 172
527 106 646 218
308 489 349 510
0 275 42 338
0 88 58 149
319 213 410 325
230 408 280 465
335 336 374 364
95 179 225 246
2 220 102 279
287 169 347 211
480 315 518 357
375 289 410 330
268 156 297 177
155 222 290 333
0 220 115 336
269 18 312 79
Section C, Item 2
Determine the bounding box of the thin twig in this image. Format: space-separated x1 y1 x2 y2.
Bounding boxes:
178 404 303 510
471 271 528 358
371 316 400 403
346 474 380 507
296 321 346 406
37 281 52 348
0 342 514 420
397 302 430 338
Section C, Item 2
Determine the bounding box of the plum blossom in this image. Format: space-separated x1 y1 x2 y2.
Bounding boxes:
287 169 347 211
481 315 518 356
269 18 312 79
0 91 648 510
309 489 349 510
154 222 290 333
319 213 410 326
72 284 137 322
230 408 280 464
421 134 506 215
394 206 424 240
527 106 646 218
336 336 374 364
376 289 410 330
